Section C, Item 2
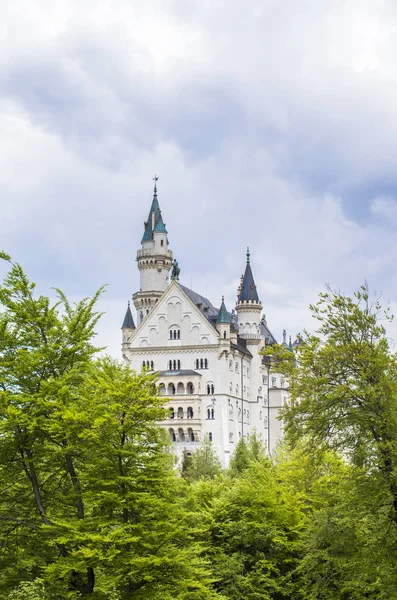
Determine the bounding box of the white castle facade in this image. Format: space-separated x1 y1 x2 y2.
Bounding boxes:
121 181 295 465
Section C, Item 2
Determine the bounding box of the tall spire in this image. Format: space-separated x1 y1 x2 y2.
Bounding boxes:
141 175 163 243
237 248 260 303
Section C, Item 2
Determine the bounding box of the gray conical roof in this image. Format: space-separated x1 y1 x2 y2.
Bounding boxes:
141 177 165 242
121 302 135 329
237 248 260 303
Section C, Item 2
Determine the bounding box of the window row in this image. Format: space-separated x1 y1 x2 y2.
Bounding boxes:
169 329 181 340
169 406 194 419
168 360 181 371
159 382 195 395
169 427 195 442
142 360 154 370
195 358 208 370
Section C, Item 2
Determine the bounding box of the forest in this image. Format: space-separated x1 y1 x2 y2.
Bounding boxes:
1 250 397 599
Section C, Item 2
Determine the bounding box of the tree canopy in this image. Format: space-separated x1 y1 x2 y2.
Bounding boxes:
2 252 397 599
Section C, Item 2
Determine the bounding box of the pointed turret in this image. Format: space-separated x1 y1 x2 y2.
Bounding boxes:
237 247 260 303
153 213 167 233
141 176 163 243
121 301 135 346
235 248 262 341
134 176 173 324
216 296 231 342
217 296 231 324
122 301 135 330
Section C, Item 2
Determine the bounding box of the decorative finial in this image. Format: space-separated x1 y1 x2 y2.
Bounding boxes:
153 174 159 194
222 295 224 302
128 300 130 307
246 246 250 263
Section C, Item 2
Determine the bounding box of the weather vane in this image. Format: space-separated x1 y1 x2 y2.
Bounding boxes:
153 174 159 193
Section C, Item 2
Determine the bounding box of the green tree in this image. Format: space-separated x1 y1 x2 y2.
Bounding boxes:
271 284 397 599
204 454 306 600
184 435 222 482
0 254 220 599
229 432 268 476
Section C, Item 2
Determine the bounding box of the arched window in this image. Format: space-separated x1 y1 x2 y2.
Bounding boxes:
204 359 208 369
211 384 215 395
195 359 199 369
168 383 176 395
177 407 184 419
187 427 194 442
187 382 194 394
169 428 176 442
200 359 204 369
160 239 164 246
142 361 145 368
208 432 213 442
169 331 173 340
168 360 172 370
178 428 185 442
178 330 181 340
177 360 181 370
211 408 215 419
207 385 211 395
238 408 242 421
173 360 177 370
187 406 194 418
158 383 166 396
169 407 175 419
177 382 184 395
229 405 233 420
229 432 233 443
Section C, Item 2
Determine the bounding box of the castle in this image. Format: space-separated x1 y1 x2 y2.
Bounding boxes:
121 180 294 465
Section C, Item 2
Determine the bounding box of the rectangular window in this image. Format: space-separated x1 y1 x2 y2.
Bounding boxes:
271 377 276 387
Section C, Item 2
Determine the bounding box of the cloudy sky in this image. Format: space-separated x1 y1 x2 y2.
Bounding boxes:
2 0 397 355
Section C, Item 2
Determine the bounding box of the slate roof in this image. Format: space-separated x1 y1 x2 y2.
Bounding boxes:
121 302 135 329
260 319 277 345
158 369 202 377
231 340 253 357
180 285 219 319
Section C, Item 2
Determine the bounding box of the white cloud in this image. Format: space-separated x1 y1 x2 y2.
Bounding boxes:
371 196 397 223
2 0 397 356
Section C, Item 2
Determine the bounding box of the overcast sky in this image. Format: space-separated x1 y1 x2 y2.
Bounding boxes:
2 0 397 356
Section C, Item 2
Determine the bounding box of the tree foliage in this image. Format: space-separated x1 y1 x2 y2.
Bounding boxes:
0 254 219 599
3 253 397 599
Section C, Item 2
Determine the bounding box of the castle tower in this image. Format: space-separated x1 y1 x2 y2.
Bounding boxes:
133 177 173 323
235 248 262 342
